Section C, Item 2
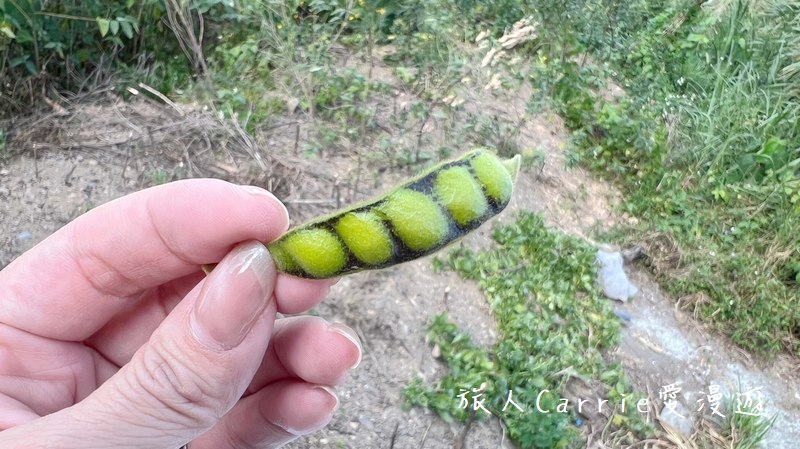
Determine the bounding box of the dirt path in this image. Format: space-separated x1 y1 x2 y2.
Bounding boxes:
1 73 798 449
616 270 800 447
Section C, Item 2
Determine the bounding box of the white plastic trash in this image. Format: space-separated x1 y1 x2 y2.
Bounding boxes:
596 250 638 302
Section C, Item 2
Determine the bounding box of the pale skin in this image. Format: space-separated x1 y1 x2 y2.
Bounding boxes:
0 179 362 448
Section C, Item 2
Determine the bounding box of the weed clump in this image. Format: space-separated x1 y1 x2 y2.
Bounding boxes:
405 213 650 448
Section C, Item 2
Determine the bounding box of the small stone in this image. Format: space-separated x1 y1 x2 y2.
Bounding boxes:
660 401 693 436
286 97 300 114
613 309 632 322
358 415 374 431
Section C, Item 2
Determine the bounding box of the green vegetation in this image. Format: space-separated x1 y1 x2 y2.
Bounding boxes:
0 1 184 114
528 0 800 358
149 167 169 185
717 396 778 449
406 213 649 448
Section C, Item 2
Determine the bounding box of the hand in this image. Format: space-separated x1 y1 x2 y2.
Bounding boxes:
0 179 361 448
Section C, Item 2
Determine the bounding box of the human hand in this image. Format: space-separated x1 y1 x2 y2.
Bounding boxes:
0 179 361 448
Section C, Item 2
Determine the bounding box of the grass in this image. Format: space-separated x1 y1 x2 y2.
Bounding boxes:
683 392 779 449
529 0 800 358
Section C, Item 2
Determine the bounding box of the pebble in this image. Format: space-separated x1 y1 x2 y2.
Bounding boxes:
614 309 632 322
660 401 693 436
358 415 374 431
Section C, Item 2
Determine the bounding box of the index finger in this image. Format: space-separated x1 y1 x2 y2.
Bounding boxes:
0 179 289 340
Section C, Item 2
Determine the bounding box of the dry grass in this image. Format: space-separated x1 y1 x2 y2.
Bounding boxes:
2 87 326 199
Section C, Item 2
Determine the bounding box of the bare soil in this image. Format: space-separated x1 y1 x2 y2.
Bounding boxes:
1 53 798 449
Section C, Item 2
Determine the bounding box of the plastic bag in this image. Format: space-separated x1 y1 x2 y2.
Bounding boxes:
596 250 638 302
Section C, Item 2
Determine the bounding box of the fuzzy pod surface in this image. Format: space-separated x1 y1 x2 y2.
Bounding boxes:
256 149 521 279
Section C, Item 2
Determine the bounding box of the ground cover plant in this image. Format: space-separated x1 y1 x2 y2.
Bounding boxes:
406 213 651 448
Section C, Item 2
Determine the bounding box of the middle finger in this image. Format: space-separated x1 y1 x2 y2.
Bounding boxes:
247 316 362 395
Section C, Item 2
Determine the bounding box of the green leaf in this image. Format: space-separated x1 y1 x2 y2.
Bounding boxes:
96 17 110 37
120 21 133 39
14 28 31 44
760 137 786 163
0 23 14 39
686 33 706 43
109 20 119 36
9 56 26 67
24 59 36 75
43 41 65 59
712 187 728 202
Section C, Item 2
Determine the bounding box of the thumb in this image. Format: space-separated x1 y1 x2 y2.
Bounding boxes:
3 241 278 448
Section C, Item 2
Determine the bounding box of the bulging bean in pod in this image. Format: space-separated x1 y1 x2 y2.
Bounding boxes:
264 149 521 279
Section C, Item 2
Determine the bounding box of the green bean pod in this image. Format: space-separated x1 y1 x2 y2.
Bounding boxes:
262 149 521 279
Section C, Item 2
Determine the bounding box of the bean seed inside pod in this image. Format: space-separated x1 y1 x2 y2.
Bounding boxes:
205 149 521 279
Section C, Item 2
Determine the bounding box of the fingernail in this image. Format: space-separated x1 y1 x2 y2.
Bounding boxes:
327 322 362 370
191 241 275 350
313 385 340 412
240 185 290 231
276 386 339 436
326 277 341 286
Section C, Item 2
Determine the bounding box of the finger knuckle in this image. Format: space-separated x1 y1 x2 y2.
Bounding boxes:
129 344 223 428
